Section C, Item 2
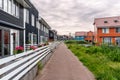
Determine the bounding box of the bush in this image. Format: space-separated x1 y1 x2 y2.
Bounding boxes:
66 43 120 80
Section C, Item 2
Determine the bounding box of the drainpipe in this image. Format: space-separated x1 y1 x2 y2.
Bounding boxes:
23 8 26 52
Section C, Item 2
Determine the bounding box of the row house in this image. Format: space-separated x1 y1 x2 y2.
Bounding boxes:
0 0 29 57
0 0 53 57
25 0 39 45
38 17 51 44
85 31 94 42
49 30 57 42
75 31 87 41
94 16 120 45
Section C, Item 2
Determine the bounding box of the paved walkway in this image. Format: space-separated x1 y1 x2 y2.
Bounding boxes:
35 43 95 80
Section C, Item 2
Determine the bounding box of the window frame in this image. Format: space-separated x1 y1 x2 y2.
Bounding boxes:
102 28 109 34
116 27 120 33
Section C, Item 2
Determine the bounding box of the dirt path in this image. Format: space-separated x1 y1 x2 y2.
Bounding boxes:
35 43 95 80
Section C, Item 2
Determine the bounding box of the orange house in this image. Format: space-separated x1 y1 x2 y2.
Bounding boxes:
94 16 120 45
85 31 94 42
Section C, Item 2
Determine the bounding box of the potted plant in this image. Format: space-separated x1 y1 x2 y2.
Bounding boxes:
14 46 24 55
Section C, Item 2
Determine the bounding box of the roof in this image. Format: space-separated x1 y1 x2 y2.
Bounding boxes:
75 32 87 36
94 16 120 28
39 17 51 29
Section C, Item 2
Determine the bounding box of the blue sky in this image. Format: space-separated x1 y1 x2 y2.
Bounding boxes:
30 0 120 35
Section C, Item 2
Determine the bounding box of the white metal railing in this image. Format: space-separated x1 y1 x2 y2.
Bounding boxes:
0 42 60 80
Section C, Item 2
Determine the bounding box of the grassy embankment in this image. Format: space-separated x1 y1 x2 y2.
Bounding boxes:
65 40 120 80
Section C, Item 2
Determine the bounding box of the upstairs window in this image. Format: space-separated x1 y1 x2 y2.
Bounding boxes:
26 9 29 23
32 14 35 26
4 0 8 12
102 28 109 33
0 0 3 9
15 3 19 17
116 27 120 33
1 0 19 18
8 0 12 14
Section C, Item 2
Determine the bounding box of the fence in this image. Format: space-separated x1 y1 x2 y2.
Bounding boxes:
0 42 60 80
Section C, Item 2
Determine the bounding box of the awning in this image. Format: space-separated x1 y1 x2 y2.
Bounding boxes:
0 20 25 30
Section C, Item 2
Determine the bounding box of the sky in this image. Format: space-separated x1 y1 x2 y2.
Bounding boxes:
30 0 120 35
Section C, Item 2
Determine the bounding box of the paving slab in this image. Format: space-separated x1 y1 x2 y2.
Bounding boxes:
35 43 95 80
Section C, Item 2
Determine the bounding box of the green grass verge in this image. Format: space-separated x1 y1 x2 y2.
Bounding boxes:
66 43 120 80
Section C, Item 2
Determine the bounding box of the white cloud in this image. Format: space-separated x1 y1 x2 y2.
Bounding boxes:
30 0 120 35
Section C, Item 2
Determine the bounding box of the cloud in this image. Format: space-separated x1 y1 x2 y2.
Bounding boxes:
30 0 120 35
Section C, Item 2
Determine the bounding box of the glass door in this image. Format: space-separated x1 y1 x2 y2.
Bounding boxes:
0 29 10 57
4 30 10 56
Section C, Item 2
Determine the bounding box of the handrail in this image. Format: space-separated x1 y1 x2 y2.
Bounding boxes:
0 42 60 80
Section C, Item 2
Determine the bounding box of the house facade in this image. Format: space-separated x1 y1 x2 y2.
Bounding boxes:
75 32 87 41
0 0 56 57
85 31 94 42
49 30 57 42
0 0 29 57
25 1 39 45
94 16 120 45
38 18 51 44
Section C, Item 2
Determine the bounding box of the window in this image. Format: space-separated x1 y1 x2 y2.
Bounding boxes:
116 27 120 33
32 14 35 26
0 0 3 9
33 34 37 44
1 0 20 18
28 33 32 44
15 3 19 17
8 0 12 14
103 37 111 44
102 28 109 33
4 0 8 12
12 0 16 16
26 9 29 23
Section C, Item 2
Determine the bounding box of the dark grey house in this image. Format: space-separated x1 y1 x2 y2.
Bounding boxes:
38 17 51 44
0 0 29 57
25 0 39 46
49 30 57 42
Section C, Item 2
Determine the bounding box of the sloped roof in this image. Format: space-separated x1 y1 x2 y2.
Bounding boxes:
75 32 87 36
94 16 120 27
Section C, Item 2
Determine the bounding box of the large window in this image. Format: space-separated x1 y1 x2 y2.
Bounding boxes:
4 0 8 12
15 3 19 17
103 37 111 44
0 29 10 57
1 0 19 18
102 28 109 33
8 0 12 14
116 27 120 33
26 9 29 23
0 0 3 9
32 14 35 26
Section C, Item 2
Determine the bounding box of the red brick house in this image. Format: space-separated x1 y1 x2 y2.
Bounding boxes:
94 16 120 45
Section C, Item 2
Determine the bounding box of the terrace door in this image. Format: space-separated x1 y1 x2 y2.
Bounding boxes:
4 30 10 56
0 29 10 57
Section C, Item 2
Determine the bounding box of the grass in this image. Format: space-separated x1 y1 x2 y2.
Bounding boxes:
65 41 120 80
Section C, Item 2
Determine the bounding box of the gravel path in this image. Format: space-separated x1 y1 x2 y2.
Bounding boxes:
35 43 95 80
